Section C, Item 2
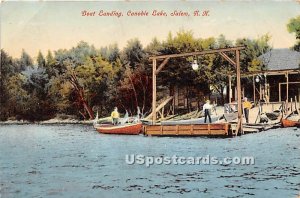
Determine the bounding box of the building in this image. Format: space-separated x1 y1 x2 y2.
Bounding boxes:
237 48 300 103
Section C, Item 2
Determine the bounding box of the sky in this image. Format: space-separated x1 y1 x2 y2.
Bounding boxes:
1 1 300 59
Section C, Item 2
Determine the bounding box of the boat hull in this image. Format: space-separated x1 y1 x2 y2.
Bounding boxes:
281 118 300 128
95 123 142 135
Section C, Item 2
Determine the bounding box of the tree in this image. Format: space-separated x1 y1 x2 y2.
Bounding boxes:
0 31 275 121
46 50 55 65
0 50 14 120
75 56 120 117
19 49 33 71
197 35 234 104
50 41 117 119
117 65 151 115
147 30 210 108
145 37 163 56
22 66 56 120
45 50 56 77
156 30 204 87
121 38 147 70
48 77 74 115
37 51 46 68
287 15 300 51
117 39 151 114
236 34 272 71
100 43 120 63
6 74 29 119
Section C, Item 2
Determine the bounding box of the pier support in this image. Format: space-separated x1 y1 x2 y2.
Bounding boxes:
253 75 256 104
235 50 243 135
286 72 289 102
228 75 232 103
152 59 157 124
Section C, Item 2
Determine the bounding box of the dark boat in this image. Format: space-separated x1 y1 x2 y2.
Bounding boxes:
95 123 142 135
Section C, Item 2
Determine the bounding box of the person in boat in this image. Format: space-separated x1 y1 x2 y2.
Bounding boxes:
111 107 120 125
203 100 212 123
243 97 252 123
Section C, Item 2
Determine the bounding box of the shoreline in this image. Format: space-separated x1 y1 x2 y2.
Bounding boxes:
0 119 94 125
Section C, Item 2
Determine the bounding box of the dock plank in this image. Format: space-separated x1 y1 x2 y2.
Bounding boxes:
145 123 230 136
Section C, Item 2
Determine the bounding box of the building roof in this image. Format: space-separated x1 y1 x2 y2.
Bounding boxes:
259 48 300 70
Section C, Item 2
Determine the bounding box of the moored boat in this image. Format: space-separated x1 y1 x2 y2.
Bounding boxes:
95 123 142 135
281 110 300 127
281 118 300 128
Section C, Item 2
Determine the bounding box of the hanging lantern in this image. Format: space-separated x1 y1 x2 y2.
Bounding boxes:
191 59 199 71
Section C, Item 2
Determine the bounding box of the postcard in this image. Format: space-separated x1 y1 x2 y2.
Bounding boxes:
0 1 300 198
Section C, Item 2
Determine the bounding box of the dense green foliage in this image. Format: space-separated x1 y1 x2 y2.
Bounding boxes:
0 31 271 121
287 15 300 52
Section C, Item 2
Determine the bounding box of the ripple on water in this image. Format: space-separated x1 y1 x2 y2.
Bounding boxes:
0 125 299 198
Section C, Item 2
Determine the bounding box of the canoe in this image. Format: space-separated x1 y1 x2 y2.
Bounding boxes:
281 118 300 128
95 123 142 135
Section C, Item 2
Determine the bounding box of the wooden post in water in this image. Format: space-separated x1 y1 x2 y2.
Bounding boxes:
253 75 256 104
152 59 157 124
235 50 243 135
286 72 289 113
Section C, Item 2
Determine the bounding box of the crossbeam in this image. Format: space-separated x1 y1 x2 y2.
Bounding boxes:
149 46 245 60
219 52 236 66
229 68 300 77
155 57 170 75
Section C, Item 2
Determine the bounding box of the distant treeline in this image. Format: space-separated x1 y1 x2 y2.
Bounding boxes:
0 30 273 121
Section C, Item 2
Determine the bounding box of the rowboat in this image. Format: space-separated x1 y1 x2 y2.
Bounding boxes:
95 123 142 135
281 118 300 128
281 111 300 128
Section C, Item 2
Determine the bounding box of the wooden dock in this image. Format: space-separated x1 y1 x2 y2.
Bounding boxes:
144 123 231 137
230 122 281 134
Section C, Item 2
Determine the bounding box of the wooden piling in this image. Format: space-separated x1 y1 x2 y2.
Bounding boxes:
152 59 157 124
235 50 243 134
229 75 232 103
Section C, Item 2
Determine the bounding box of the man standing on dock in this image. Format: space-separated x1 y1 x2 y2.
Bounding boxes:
243 97 252 123
203 100 212 123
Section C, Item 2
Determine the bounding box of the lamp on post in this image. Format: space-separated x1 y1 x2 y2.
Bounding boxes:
255 74 267 102
191 58 199 71
255 75 260 83
255 75 265 83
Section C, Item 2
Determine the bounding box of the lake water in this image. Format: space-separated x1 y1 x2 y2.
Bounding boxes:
0 124 299 198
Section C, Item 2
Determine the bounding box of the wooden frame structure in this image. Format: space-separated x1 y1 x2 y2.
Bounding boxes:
279 82 300 102
229 68 300 103
149 46 245 134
